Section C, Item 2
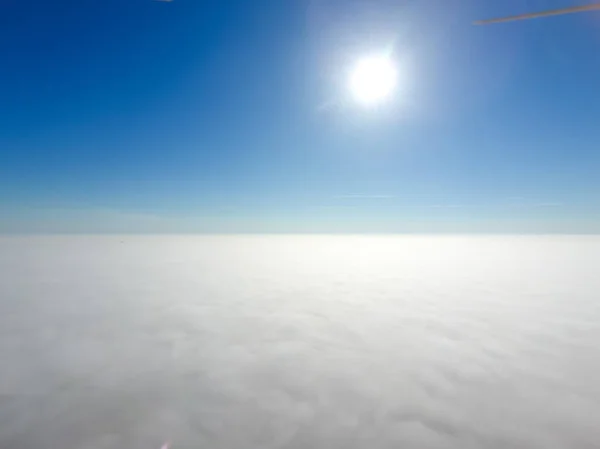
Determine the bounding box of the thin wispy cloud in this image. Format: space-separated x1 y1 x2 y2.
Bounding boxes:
535 202 564 207
503 199 565 208
426 204 468 209
316 99 339 113
333 194 396 199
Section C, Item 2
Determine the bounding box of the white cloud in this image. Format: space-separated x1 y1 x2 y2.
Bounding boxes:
0 236 599 448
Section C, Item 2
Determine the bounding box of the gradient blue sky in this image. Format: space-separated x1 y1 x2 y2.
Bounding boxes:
1 0 600 233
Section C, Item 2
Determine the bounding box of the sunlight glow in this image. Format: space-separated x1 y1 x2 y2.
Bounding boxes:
348 55 397 106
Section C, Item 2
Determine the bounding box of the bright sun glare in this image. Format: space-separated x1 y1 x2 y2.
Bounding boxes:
348 55 397 106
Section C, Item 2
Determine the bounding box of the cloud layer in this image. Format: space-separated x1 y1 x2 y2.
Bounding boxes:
0 235 599 449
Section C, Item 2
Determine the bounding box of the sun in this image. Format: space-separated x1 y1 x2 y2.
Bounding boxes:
348 55 397 106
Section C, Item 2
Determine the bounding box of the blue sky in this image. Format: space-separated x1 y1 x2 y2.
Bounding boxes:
1 0 599 233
